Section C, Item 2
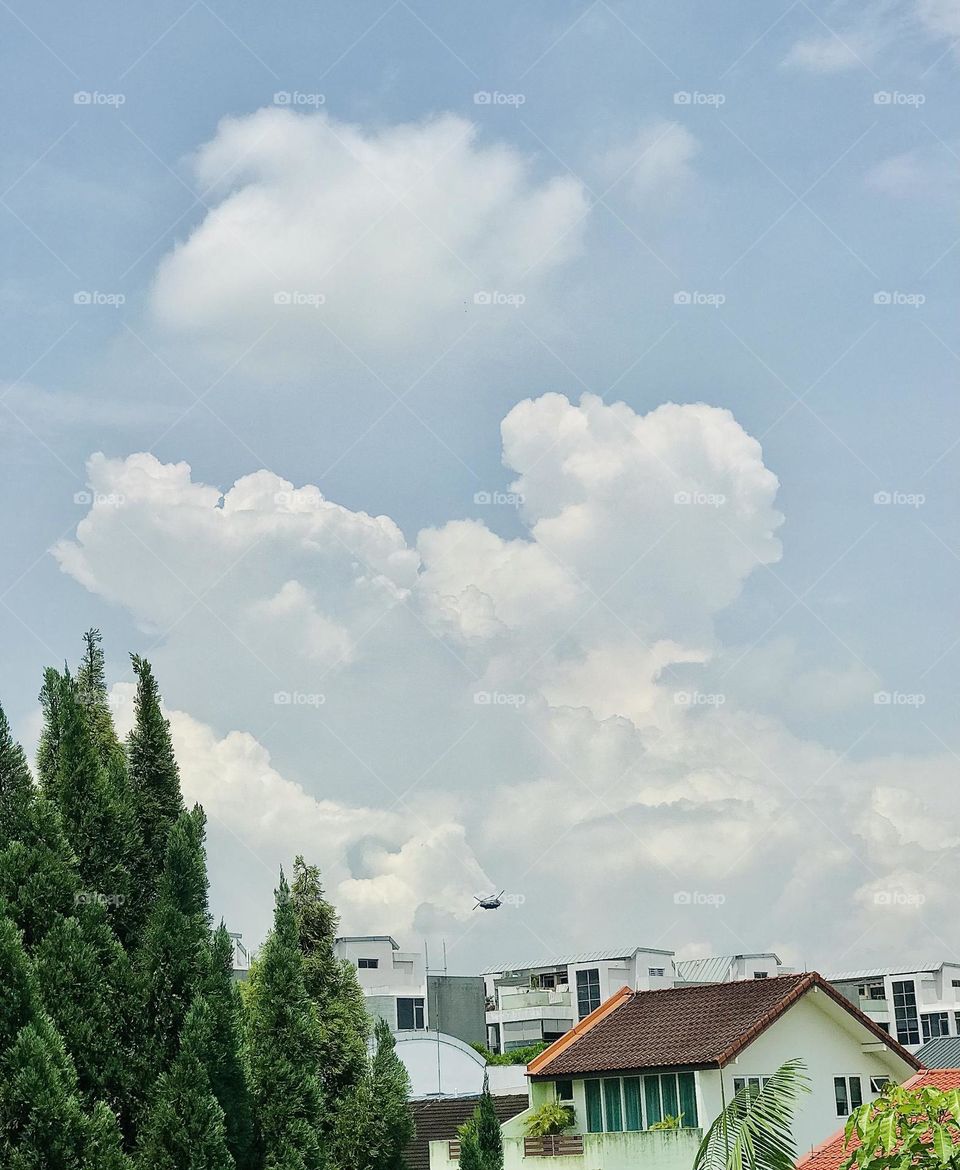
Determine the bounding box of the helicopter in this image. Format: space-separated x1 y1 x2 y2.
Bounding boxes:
473 890 505 911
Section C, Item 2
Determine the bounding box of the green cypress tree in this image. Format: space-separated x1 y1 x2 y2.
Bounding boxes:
290 856 369 1133
199 924 257 1170
246 872 325 1170
36 666 66 791
127 655 184 902
44 671 137 941
457 1125 484 1170
0 912 130 1170
137 805 211 1075
135 995 235 1170
32 903 135 1123
76 629 128 786
0 701 77 948
331 1018 413 1170
473 1083 502 1170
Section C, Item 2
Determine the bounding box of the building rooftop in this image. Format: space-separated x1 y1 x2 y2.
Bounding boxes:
796 1070 960 1170
527 973 920 1079
405 1094 528 1170
480 946 674 976
674 954 783 984
916 1036 960 1068
335 935 400 950
826 961 958 981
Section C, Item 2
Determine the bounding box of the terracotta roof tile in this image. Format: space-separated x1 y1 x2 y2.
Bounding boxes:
406 1094 528 1170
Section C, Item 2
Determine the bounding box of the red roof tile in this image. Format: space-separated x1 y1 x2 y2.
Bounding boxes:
528 973 920 1079
797 1071 960 1170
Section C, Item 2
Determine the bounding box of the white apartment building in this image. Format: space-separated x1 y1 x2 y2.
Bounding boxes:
334 934 429 1032
482 947 677 1054
674 952 790 983
828 961 960 1052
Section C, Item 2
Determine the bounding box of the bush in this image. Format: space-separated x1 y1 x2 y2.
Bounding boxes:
650 1114 682 1131
525 1102 574 1137
470 1042 548 1067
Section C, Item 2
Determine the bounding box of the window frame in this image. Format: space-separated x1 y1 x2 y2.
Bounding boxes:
576 968 601 1019
357 957 379 969
396 996 425 1030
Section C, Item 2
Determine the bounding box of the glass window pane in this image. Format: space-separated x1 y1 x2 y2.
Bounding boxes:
603 1080 623 1132
585 1080 603 1133
850 1078 862 1110
678 1072 698 1127
661 1074 679 1119
556 1080 573 1102
576 969 601 1019
644 1077 662 1127
834 1077 849 1117
623 1078 642 1131
397 998 413 1029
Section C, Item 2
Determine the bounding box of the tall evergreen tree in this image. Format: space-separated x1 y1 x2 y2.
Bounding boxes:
36 666 66 791
33 903 136 1124
137 805 211 1076
0 701 77 948
290 855 369 1134
76 629 128 785
0 912 130 1170
246 872 325 1170
332 1018 413 1170
199 923 257 1170
472 1083 502 1170
43 671 137 941
135 995 235 1170
127 655 184 902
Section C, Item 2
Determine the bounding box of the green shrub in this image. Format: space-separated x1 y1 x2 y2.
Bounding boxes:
525 1102 574 1137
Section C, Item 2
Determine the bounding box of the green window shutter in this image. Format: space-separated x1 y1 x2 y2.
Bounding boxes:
678 1072 698 1127
623 1078 642 1131
603 1080 623 1132
661 1074 679 1119
644 1076 662 1127
585 1079 603 1133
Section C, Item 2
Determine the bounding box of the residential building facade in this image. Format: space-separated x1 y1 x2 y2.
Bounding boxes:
334 934 430 1032
828 961 960 1052
674 952 790 983
482 947 676 1054
432 972 919 1170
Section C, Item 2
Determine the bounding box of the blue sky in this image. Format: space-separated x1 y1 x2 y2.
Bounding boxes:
2 0 959 968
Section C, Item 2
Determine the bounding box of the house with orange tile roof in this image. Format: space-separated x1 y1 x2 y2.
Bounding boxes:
430 974 921 1170
796 1069 960 1170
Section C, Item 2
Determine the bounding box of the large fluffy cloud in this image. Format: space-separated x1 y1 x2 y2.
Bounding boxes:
54 393 953 963
150 109 588 355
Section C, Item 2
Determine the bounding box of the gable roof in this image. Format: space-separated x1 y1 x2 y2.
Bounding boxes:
405 1094 528 1170
797 1070 960 1170
527 973 921 1079
916 1037 960 1068
675 954 783 984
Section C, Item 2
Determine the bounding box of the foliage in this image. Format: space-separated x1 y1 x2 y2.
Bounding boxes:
524 1100 574 1137
694 1059 810 1170
474 1083 503 1170
841 1082 960 1170
291 854 369 1137
649 1114 682 1131
470 1042 548 1066
245 872 325 1170
135 996 235 1170
332 1017 414 1170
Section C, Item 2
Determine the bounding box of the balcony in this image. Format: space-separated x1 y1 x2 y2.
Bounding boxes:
858 996 889 1013
497 990 573 1011
431 1129 703 1170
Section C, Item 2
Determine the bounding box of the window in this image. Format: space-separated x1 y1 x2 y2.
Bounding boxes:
922 1012 949 1041
644 1073 698 1127
648 967 665 977
396 997 425 1030
753 971 769 979
357 957 379 969
734 1077 768 1097
952 979 960 989
576 968 601 1019
555 1080 573 1102
892 980 920 1045
623 1078 642 1131
870 1076 890 1093
585 1080 603 1133
603 1080 623 1132
834 1077 862 1117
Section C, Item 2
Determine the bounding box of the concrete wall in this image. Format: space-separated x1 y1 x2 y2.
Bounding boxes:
428 975 486 1047
428 1129 703 1170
